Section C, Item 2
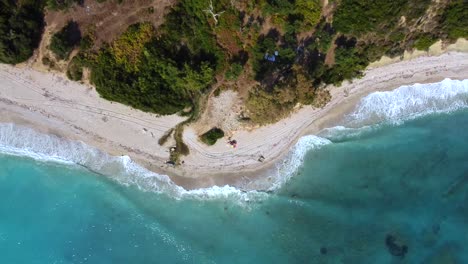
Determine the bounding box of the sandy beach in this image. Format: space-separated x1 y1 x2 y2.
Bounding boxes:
1 46 467 189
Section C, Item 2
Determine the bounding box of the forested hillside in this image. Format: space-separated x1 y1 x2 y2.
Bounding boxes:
0 0 44 64
1 0 467 122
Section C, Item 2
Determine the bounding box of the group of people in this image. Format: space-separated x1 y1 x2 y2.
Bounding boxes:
227 138 237 148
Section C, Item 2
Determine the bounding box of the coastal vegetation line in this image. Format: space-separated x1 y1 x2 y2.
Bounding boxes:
0 0 466 163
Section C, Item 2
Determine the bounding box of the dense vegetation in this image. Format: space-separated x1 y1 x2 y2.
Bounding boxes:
66 56 83 81
50 21 82 60
1 0 467 133
262 0 321 32
78 0 465 125
225 63 243 80
414 34 438 51
0 0 44 64
333 0 431 35
243 0 468 123
247 66 330 123
439 0 468 40
1 0 466 162
89 22 215 114
200 127 225 145
86 0 247 115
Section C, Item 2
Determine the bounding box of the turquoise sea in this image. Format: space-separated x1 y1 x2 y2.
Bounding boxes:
1 79 468 263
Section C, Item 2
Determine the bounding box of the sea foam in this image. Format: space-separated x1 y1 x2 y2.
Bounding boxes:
1 79 467 198
347 78 468 126
270 78 468 187
0 123 265 202
268 135 331 190
0 122 329 199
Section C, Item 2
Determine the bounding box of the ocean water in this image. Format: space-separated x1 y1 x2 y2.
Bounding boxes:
1 79 468 263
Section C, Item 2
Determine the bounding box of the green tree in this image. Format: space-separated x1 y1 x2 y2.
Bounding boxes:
200 128 225 145
413 34 437 51
295 0 321 31
50 21 81 60
89 22 216 115
333 0 430 35
66 55 83 81
0 0 45 64
225 63 243 80
440 0 468 40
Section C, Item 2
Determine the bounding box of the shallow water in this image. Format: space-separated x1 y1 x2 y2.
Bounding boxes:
1 79 468 263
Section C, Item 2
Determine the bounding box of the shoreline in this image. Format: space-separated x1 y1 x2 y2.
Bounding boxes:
177 51 468 189
1 50 468 190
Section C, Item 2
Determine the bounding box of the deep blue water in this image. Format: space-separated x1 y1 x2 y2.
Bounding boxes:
1 80 468 263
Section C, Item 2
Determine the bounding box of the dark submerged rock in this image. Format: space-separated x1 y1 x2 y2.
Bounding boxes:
320 247 328 255
385 234 408 258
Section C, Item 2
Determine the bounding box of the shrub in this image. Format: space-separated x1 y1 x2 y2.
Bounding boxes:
66 56 83 81
50 21 81 60
0 1 45 64
200 128 225 145
321 36 368 85
42 56 54 67
213 88 221 97
90 22 215 115
246 88 291 124
158 128 173 146
307 23 335 54
111 22 153 72
79 35 93 51
262 0 320 32
295 0 321 31
252 29 297 81
440 0 468 40
87 0 230 115
225 63 243 80
413 34 437 51
333 0 431 35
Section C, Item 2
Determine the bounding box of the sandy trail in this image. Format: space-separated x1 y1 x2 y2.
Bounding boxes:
1 49 468 189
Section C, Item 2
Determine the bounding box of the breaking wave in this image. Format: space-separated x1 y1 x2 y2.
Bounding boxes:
0 122 331 199
0 123 265 202
347 78 468 126
266 78 468 187
319 125 377 142
1 79 467 199
267 135 331 190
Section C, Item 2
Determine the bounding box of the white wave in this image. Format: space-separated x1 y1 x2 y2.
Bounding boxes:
0 123 265 202
347 79 468 126
3 79 466 198
266 135 332 190
264 79 468 188
0 122 330 199
318 125 382 142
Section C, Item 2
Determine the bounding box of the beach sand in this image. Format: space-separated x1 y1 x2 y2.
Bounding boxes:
1 46 467 190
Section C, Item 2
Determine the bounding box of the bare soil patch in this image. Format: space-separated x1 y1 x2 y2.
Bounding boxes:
45 0 177 47
325 40 336 65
